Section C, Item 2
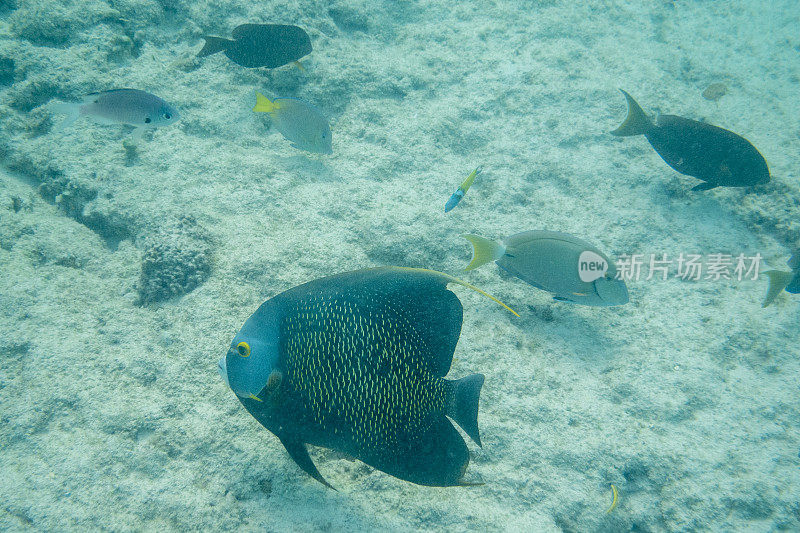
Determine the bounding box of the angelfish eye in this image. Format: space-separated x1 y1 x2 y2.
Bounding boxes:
163 113 171 120
144 117 152 124
236 341 251 358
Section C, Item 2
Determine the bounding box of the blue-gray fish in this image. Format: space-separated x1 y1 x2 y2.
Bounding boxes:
198 24 312 68
611 90 769 191
463 231 629 307
218 266 517 488
252 92 332 154
50 89 180 139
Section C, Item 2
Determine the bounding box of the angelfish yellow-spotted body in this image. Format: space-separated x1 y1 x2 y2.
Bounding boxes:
219 267 515 487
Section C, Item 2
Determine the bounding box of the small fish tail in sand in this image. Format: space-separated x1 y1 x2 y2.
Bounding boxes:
611 90 653 136
462 234 505 271
605 484 619 514
198 36 234 57
252 92 276 114
762 270 794 307
49 102 82 131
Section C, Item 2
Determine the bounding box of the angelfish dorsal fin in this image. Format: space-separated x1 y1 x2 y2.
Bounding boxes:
395 267 519 317
277 434 336 490
265 370 283 393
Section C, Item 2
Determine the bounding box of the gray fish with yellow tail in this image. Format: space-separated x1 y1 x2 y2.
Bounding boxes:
463 231 629 307
253 92 332 154
218 266 517 488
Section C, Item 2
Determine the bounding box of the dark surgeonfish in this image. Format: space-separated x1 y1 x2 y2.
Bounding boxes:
198 24 312 68
611 90 770 191
218 267 517 488
762 252 800 307
462 231 629 307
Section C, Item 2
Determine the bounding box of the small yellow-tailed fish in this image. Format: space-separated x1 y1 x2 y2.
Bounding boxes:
605 484 619 514
445 167 481 213
252 92 332 154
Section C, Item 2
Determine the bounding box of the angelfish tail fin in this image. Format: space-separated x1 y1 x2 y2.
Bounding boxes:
252 91 275 114
462 234 505 271
197 36 233 57
447 373 484 447
49 102 81 132
610 89 653 136
762 270 794 308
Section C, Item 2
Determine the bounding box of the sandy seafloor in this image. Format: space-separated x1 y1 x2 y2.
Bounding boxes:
1 0 799 530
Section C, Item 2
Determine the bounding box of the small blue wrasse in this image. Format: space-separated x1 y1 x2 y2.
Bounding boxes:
445 167 481 213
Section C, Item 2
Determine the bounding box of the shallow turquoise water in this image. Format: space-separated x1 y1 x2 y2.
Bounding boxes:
1 1 798 530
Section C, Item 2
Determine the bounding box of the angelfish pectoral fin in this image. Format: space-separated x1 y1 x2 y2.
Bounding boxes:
278 434 336 490
266 370 283 393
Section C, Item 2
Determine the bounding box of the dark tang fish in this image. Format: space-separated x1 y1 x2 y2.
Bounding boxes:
611 90 769 191
219 267 516 487
198 24 312 68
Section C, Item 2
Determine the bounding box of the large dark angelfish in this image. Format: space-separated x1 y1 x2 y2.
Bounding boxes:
218 267 517 488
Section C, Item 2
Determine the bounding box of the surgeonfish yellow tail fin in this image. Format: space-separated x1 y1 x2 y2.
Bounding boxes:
253 92 275 113
762 270 794 308
462 234 506 272
610 89 653 137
